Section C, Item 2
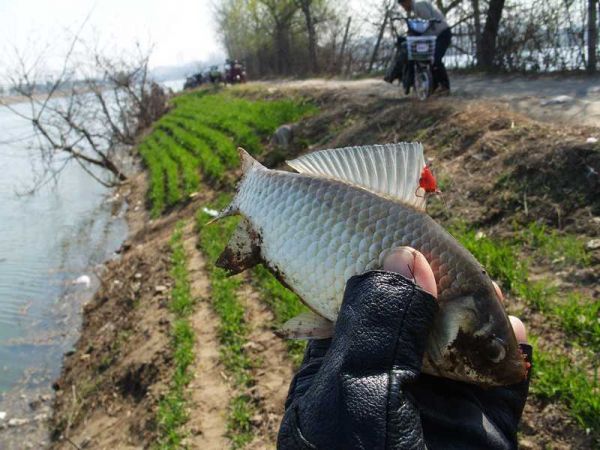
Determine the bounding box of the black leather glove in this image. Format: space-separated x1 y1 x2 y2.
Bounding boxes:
277 270 532 450
277 270 437 449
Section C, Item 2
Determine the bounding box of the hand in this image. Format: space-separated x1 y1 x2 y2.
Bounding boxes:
384 247 532 450
277 247 532 450
382 246 528 345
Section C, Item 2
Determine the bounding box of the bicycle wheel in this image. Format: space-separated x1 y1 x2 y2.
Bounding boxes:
414 64 432 100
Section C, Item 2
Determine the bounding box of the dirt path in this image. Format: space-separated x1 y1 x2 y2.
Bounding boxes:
239 283 294 450
182 223 232 449
259 73 600 128
182 223 294 449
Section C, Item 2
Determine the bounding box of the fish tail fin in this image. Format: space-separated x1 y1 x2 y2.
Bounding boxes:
215 218 262 274
213 149 266 275
207 148 264 225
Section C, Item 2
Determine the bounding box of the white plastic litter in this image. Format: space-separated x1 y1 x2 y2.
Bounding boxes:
0 412 6 420
586 137 598 144
202 207 220 218
541 95 574 106
73 275 91 288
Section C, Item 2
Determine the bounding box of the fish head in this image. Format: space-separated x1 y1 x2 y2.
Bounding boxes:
425 285 527 386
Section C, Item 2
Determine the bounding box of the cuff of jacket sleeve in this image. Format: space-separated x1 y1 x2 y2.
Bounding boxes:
283 405 318 450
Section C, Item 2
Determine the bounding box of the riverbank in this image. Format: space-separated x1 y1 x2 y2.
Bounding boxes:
50 84 599 449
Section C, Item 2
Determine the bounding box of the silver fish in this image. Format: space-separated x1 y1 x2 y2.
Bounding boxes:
215 143 526 386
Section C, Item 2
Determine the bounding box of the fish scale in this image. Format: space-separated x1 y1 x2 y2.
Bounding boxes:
217 144 527 385
240 166 469 319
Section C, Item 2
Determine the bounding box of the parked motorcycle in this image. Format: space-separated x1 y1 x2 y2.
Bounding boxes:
208 65 223 84
184 72 204 90
387 17 440 100
225 60 247 84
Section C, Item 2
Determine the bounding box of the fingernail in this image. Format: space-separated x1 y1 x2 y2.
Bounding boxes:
383 247 416 281
509 316 528 344
492 281 504 303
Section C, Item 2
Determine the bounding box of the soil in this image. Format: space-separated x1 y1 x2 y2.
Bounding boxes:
49 171 296 449
49 171 175 448
239 282 294 449
181 226 231 449
48 80 599 449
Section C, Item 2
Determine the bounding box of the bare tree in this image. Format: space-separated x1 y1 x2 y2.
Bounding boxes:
588 0 598 72
215 0 341 77
259 0 300 75
369 7 390 72
1 35 167 189
296 0 320 73
480 0 506 69
338 16 352 73
215 0 595 76
472 0 483 63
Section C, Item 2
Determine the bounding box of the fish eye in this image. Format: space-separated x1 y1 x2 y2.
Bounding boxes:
487 337 507 363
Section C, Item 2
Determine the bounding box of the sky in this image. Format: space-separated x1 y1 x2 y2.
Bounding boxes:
0 0 224 72
0 0 375 80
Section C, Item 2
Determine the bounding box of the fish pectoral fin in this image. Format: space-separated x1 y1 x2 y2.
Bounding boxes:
215 218 261 275
276 311 334 340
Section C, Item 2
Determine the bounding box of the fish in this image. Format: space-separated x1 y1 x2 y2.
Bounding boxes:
214 143 527 386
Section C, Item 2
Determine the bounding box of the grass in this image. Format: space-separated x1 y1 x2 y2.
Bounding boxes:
516 221 591 267
252 265 308 366
163 115 239 168
139 137 182 216
154 130 201 197
196 195 255 449
451 223 599 353
156 223 196 449
556 292 600 353
530 341 599 434
174 110 263 155
139 90 316 217
138 140 166 217
142 89 316 444
157 122 226 183
449 222 599 437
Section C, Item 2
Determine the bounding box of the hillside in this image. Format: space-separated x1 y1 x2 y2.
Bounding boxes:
50 83 599 450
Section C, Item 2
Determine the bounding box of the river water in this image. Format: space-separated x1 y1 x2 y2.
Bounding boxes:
0 101 128 444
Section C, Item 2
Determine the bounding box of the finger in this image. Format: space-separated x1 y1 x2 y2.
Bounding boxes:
492 281 504 303
383 247 438 298
509 315 528 343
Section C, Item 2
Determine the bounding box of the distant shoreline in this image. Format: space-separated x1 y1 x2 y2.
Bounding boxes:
0 91 68 106
0 94 37 106
0 88 87 106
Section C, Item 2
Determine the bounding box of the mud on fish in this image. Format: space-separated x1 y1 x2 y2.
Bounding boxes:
214 143 527 386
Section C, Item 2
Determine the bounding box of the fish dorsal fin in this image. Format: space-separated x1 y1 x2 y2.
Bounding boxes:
287 143 426 210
